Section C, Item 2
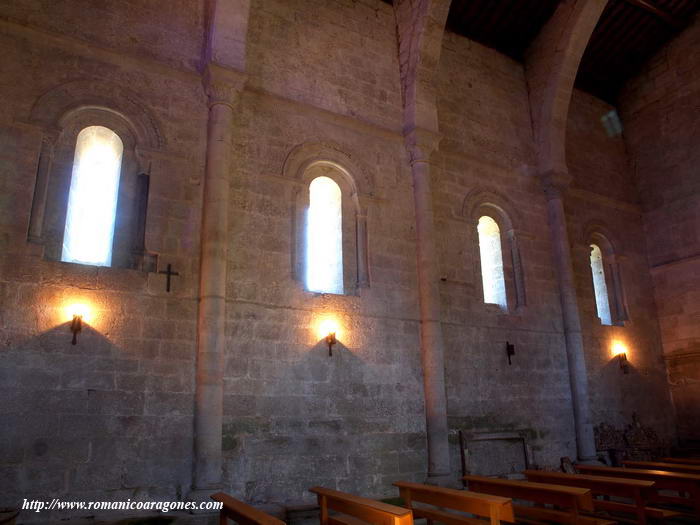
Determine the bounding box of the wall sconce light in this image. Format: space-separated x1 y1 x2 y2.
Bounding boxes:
70 314 82 345
617 352 629 374
506 341 515 365
326 332 336 357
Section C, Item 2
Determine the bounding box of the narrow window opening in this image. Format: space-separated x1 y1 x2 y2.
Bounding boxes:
306 176 343 294
590 244 612 325
62 126 123 266
477 216 507 310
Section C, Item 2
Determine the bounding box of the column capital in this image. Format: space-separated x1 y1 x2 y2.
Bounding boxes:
41 127 61 147
404 126 442 164
203 63 247 109
539 168 572 200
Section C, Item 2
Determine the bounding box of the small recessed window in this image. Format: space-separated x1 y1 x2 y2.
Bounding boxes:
306 176 343 294
477 216 507 310
61 126 123 267
590 243 612 325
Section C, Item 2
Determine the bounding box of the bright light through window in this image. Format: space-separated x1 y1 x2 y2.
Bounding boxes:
61 126 123 267
590 244 612 325
306 176 343 294
477 216 507 309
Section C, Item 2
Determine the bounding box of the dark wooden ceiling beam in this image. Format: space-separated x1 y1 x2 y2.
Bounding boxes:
617 0 684 27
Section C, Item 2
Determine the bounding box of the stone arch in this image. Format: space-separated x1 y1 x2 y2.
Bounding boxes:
282 141 373 201
26 80 160 271
582 221 622 258
581 221 629 325
285 142 371 292
28 79 164 150
461 188 522 233
461 187 527 310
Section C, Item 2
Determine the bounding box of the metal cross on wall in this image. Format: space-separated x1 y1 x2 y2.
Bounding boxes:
158 263 179 292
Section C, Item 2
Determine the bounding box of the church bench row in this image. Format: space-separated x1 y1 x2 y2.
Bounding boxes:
575 464 700 520
463 475 615 525
622 460 700 475
211 492 286 525
661 457 700 466
216 483 516 525
216 476 636 525
523 470 681 524
393 480 514 525
310 486 413 525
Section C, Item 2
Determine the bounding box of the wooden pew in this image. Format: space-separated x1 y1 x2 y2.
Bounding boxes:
463 475 614 525
623 460 700 475
309 486 413 525
524 470 681 524
393 481 514 525
661 457 700 466
575 464 700 519
211 492 286 525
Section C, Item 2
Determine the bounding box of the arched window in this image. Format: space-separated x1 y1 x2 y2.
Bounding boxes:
477 216 507 309
590 243 612 325
306 176 343 294
61 126 124 266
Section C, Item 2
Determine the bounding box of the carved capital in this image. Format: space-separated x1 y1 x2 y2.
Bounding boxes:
538 168 572 200
41 128 61 148
203 63 247 109
404 126 442 164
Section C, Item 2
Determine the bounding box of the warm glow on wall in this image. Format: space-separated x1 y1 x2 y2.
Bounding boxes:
611 340 628 358
62 302 93 324
315 316 342 342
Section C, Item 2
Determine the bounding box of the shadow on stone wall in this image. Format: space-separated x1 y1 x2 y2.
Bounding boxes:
1 321 193 519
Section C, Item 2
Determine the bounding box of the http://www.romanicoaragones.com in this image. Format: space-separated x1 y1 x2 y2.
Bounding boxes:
21 498 223 514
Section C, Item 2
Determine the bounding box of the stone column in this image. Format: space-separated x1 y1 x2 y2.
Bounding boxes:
356 209 370 288
191 65 245 497
27 130 58 243
541 171 597 461
405 127 451 482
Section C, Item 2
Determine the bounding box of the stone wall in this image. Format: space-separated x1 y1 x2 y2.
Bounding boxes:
567 91 674 437
435 32 578 474
434 32 675 476
0 6 207 518
0 0 684 520
620 13 700 443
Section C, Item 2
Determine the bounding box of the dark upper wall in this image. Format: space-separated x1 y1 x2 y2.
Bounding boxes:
0 0 206 71
620 13 700 442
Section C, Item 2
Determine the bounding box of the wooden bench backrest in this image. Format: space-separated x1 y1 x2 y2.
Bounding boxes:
393 481 515 523
575 464 700 482
310 486 413 525
524 470 655 498
624 460 700 475
662 457 700 465
463 475 593 512
211 492 286 525
575 464 700 496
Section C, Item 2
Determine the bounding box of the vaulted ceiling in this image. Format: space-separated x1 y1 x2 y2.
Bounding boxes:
385 0 700 104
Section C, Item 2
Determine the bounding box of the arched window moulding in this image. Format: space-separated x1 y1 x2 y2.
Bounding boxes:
284 143 372 295
461 189 527 312
584 225 629 326
25 80 163 271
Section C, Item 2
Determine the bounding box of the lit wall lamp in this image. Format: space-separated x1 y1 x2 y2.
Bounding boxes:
611 341 629 374
326 332 336 357
617 352 629 374
70 314 82 345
